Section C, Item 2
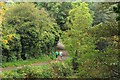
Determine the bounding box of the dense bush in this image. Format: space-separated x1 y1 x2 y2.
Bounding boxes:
49 62 73 78
35 2 72 31
61 2 119 78
2 3 61 62
1 2 119 79
1 61 73 78
89 24 119 78
2 26 22 62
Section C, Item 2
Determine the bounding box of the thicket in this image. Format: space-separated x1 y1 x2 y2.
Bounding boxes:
1 3 61 62
61 2 119 78
1 61 73 78
35 2 72 31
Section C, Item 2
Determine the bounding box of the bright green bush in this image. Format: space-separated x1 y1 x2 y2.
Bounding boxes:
1 65 50 78
1 62 73 78
2 3 61 62
2 27 22 62
49 62 73 78
61 2 119 78
1 71 24 78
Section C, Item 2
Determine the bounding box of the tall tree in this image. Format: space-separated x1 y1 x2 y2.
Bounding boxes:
62 2 94 56
61 2 100 77
89 2 119 78
2 3 61 61
35 2 72 31
89 2 117 26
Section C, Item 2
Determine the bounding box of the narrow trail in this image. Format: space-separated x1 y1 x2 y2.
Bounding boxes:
0 56 69 72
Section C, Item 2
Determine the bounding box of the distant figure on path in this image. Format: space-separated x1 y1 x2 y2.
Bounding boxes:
55 51 59 59
59 51 63 60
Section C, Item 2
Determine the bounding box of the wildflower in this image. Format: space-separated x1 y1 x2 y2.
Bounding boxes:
2 39 8 44
7 34 15 40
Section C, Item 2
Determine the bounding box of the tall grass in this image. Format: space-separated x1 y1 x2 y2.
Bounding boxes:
2 54 55 68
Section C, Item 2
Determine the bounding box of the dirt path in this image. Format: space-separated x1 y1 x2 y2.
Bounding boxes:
0 56 69 72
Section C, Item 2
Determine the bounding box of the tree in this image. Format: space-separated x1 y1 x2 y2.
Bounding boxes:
35 2 72 31
62 2 94 56
114 2 120 35
2 3 61 61
89 2 117 26
62 2 100 77
89 2 119 78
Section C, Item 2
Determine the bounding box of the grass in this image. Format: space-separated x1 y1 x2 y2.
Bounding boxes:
1 64 50 78
2 54 56 68
1 57 71 78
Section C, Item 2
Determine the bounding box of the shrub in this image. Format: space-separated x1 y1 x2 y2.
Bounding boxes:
2 3 61 62
1 61 74 78
49 62 73 78
2 29 22 62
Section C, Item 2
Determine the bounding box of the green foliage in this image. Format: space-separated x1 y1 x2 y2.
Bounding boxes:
1 71 23 78
90 2 117 26
1 65 50 78
15 65 52 78
49 62 73 78
62 2 94 56
35 2 72 31
114 2 120 35
61 2 119 78
114 2 120 21
2 27 22 62
1 62 73 78
2 3 61 62
88 4 119 78
90 21 118 38
1 2 119 79
39 9 61 54
2 55 51 68
61 2 100 78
